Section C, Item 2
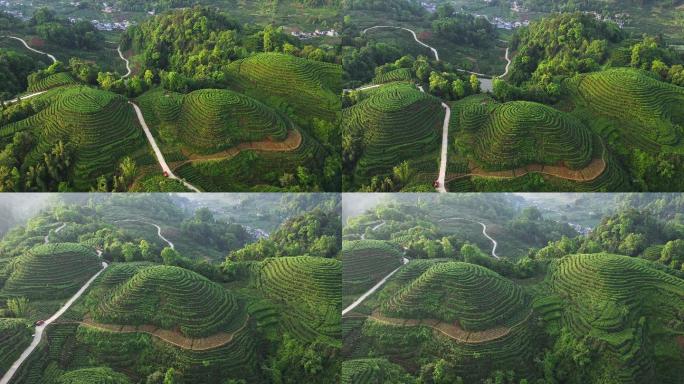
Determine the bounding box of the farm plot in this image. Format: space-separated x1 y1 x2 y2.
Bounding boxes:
343 83 443 182
27 72 79 93
57 367 130 384
454 99 594 171
227 53 342 123
564 68 684 152
254 256 341 341
548 253 684 381
381 261 530 331
341 358 414 384
90 265 245 338
343 240 404 295
2 243 101 300
0 319 31 375
0 86 148 190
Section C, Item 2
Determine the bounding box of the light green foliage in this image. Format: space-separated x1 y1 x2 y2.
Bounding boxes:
342 240 403 295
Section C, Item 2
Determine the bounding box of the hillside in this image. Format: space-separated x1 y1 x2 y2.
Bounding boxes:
541 253 684 382
0 318 31 375
228 53 342 124
343 83 444 186
254 256 341 341
453 98 594 171
343 240 404 295
565 68 684 152
0 86 148 190
1 242 101 299
381 261 530 331
90 265 245 337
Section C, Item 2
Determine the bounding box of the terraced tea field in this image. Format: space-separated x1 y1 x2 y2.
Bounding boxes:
1 243 101 300
91 265 245 337
343 240 404 295
381 262 530 331
343 83 443 185
544 253 684 382
564 68 684 152
228 53 342 124
454 100 594 171
255 256 341 342
0 86 148 190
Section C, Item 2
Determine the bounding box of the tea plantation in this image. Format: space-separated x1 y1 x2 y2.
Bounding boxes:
0 86 148 190
565 68 684 152
0 319 31 376
1 243 101 300
381 262 531 331
343 83 443 186
254 256 341 342
227 53 342 124
90 265 245 337
454 99 594 171
342 240 404 295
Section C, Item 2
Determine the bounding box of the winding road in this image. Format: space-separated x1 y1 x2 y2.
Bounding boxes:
343 220 410 316
0 225 107 384
439 217 499 259
4 36 57 64
129 102 201 193
115 219 175 249
117 46 132 79
364 26 439 61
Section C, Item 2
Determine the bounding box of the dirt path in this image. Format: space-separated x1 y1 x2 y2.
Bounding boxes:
80 315 249 351
129 101 202 192
117 46 131 78
4 36 57 64
365 309 533 344
438 217 499 259
115 219 174 249
171 129 302 169
0 230 107 384
446 157 606 183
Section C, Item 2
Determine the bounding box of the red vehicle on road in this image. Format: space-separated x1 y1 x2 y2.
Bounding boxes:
163 171 169 178
433 180 440 188
35 320 45 326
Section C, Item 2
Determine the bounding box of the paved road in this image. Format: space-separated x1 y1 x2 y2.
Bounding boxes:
43 222 66 244
129 102 201 192
115 219 175 249
439 217 499 258
0 226 107 384
343 220 410 315
117 46 132 78
360 221 386 240
364 26 439 61
501 47 511 78
5 36 57 64
343 256 409 316
5 91 47 105
436 102 451 193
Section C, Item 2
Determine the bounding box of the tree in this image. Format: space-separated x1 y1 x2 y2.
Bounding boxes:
392 161 413 187
139 239 152 261
469 74 480 93
452 78 466 99
429 71 450 96
163 368 180 384
7 297 29 317
661 239 684 270
122 242 140 262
